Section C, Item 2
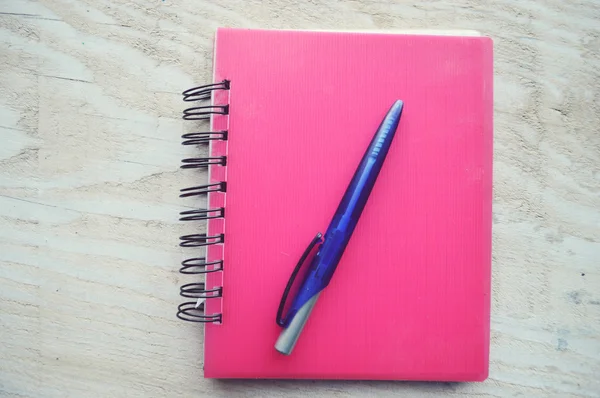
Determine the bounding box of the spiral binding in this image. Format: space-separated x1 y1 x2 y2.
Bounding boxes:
180 258 223 274
183 105 229 121
180 282 222 299
183 80 230 102
182 131 228 146
179 182 226 198
181 156 227 169
179 208 225 221
177 302 222 323
179 233 224 248
177 80 229 324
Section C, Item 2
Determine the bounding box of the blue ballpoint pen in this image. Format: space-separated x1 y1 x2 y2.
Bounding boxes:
275 100 404 355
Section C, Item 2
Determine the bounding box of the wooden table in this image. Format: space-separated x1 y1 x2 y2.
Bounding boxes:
1 0 599 396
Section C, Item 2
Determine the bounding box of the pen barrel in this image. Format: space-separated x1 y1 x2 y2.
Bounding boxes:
320 100 404 278
275 293 320 355
335 100 403 221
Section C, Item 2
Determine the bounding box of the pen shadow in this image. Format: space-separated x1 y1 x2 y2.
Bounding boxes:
213 378 468 395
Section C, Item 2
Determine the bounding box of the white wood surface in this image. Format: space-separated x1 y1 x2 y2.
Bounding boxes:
1 0 599 397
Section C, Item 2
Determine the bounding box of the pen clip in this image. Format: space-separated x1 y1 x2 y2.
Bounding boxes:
276 232 323 327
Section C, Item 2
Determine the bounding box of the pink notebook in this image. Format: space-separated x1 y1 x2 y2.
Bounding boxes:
179 28 493 381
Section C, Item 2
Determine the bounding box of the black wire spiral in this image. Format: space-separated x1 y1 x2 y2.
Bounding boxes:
180 156 227 169
179 182 226 198
179 208 225 221
177 80 229 324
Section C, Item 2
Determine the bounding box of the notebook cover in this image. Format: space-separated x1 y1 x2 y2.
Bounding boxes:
204 28 493 380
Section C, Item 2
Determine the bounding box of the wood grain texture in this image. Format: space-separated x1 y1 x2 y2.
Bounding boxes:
0 0 598 397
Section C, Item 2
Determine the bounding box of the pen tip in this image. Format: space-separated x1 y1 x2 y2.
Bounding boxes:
391 100 404 117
